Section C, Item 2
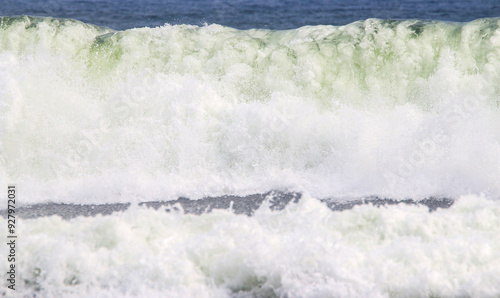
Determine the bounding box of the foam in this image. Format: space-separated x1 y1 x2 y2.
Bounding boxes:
1 194 499 297
1 16 500 203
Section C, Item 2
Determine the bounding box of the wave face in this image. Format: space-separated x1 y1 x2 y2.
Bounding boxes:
1 16 500 203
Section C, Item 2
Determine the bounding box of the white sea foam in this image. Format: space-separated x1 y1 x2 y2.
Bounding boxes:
1 17 500 203
0 194 499 297
2 16 500 297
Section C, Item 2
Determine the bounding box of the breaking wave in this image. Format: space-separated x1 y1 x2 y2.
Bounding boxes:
1 16 500 203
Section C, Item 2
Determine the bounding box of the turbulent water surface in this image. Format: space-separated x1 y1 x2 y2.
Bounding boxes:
1 15 500 296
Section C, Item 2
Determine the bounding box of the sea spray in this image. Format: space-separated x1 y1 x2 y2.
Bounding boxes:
1 16 500 203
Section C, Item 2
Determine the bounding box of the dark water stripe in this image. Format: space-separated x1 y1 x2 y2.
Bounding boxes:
0 192 454 219
2 0 500 30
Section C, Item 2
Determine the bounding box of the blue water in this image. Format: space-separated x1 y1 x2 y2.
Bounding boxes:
1 0 499 30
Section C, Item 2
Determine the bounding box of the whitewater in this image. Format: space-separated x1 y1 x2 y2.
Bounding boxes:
1 16 500 296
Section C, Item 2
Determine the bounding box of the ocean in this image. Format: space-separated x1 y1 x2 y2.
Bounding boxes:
1 1 500 297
